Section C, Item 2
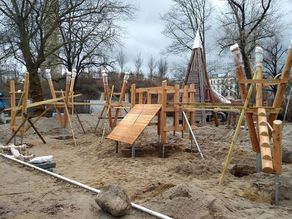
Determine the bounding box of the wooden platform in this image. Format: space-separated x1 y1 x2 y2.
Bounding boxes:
107 104 162 144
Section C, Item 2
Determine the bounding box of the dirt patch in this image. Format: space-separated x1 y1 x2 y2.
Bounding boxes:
1 115 292 219
230 164 256 177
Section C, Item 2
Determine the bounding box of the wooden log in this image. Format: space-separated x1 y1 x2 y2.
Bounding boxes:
63 72 71 128
10 80 17 132
147 89 152 104
258 108 266 116
138 92 143 104
230 43 260 153
173 84 179 136
189 84 195 127
182 85 188 132
21 73 29 135
160 81 167 144
130 84 136 109
46 69 63 126
272 120 282 175
261 159 273 173
255 47 263 107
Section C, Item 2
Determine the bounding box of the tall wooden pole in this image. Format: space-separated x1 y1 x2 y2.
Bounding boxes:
230 44 260 153
21 73 29 137
10 80 17 133
45 69 63 126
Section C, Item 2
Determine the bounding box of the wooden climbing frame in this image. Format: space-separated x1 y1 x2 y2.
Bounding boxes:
130 80 196 144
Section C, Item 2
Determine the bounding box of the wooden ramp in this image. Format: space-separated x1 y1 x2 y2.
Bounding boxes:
107 104 161 144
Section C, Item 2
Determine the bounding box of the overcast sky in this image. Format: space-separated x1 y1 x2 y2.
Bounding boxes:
119 0 292 74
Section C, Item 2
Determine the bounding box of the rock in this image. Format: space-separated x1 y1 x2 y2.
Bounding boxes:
282 148 292 163
168 184 192 200
95 184 131 217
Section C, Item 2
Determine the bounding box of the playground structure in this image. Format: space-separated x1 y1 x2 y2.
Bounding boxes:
3 36 292 207
107 81 199 157
95 71 130 132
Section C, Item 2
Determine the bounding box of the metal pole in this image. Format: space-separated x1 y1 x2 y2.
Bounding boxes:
274 175 280 206
115 141 119 154
182 111 204 159
132 145 135 158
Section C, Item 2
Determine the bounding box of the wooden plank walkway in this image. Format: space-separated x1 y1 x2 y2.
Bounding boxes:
107 104 161 144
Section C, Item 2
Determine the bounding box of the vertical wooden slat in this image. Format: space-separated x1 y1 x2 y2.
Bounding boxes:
10 80 17 133
130 84 136 109
160 81 167 144
230 44 260 153
173 84 179 135
272 120 282 175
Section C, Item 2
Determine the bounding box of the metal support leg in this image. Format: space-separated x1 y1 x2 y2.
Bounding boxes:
62 128 66 140
256 153 261 174
131 145 135 159
190 139 193 152
115 141 119 154
275 175 280 206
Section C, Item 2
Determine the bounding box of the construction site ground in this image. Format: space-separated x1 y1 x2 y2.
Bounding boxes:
0 113 292 219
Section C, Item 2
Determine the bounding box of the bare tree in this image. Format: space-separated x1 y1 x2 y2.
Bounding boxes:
134 53 143 75
116 49 127 73
218 0 279 79
263 37 287 94
0 0 133 106
147 55 157 79
0 0 88 105
58 0 132 89
161 0 211 55
158 58 168 80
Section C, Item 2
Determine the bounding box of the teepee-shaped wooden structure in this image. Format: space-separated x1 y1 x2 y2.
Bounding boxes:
185 31 230 125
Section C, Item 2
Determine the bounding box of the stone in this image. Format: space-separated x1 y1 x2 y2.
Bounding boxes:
168 184 192 200
95 184 131 217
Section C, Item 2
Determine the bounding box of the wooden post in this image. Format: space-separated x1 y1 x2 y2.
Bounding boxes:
230 44 260 153
272 120 282 175
69 69 77 115
138 92 143 104
269 40 292 124
160 81 167 144
173 84 179 135
147 89 152 104
63 71 71 128
45 69 63 126
182 85 188 134
219 56 259 184
10 80 17 133
255 47 263 107
130 84 136 109
21 73 29 136
189 84 195 127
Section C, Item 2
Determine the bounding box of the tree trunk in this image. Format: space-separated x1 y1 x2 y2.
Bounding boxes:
27 67 44 115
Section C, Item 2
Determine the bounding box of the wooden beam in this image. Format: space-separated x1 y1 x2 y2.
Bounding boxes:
272 120 282 175
230 44 260 153
10 80 17 132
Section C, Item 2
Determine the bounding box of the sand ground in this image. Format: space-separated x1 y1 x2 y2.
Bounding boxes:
0 113 291 219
